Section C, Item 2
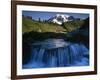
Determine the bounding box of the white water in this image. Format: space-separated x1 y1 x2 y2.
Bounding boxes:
23 39 89 69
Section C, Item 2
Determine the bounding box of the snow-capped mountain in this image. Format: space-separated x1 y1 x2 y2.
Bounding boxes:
48 14 75 25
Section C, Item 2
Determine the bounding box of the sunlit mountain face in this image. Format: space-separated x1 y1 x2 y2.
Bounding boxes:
48 14 76 25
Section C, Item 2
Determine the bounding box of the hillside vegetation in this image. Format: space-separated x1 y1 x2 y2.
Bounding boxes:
22 17 66 33
22 16 84 34
62 20 84 32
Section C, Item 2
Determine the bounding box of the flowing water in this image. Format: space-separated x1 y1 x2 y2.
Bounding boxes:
23 39 89 69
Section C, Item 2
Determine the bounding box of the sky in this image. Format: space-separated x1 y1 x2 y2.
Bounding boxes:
22 10 89 21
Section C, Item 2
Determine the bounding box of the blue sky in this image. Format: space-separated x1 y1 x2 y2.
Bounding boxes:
22 10 89 21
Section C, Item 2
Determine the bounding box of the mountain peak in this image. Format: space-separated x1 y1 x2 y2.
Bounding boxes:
48 14 73 25
56 14 69 18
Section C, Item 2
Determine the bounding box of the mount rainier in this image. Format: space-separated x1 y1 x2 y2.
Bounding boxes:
48 14 76 25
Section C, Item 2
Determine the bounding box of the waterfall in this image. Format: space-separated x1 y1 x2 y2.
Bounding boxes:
37 48 45 62
23 39 89 69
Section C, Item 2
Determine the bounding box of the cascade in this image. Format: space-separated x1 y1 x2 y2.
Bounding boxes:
23 39 89 69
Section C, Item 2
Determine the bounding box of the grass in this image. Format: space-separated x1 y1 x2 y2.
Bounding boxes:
62 20 84 32
22 17 66 33
22 17 84 34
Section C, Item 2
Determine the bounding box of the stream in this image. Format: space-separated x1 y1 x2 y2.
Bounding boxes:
23 39 89 69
